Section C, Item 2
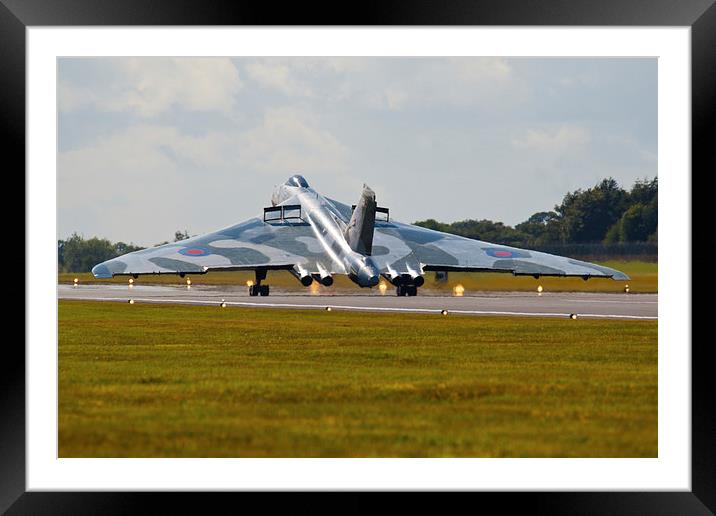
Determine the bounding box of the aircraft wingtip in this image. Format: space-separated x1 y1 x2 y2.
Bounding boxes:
91 263 113 279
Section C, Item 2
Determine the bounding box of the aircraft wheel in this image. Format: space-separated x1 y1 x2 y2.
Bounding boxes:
396 285 406 296
259 285 270 296
249 285 259 296
407 286 418 296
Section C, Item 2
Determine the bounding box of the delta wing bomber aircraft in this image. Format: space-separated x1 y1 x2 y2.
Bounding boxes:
92 175 629 296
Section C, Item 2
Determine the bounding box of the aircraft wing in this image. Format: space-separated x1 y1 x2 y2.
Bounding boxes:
372 220 630 280
91 216 338 278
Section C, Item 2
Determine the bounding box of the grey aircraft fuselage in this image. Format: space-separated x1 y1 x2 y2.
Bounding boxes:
271 179 381 288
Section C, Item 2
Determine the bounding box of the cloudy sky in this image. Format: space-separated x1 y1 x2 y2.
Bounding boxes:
58 57 656 246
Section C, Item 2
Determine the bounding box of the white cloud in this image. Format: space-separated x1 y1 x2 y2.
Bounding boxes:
60 58 243 117
604 134 658 166
58 125 191 243
512 125 590 153
58 79 95 112
449 57 512 82
364 58 517 111
57 108 353 243
59 110 350 184
58 57 657 239
235 107 350 175
239 57 517 111
244 61 313 97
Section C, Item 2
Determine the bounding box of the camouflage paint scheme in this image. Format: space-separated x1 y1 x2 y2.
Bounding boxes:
92 175 629 285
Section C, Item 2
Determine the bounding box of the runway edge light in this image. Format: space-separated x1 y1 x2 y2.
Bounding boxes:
569 313 578 320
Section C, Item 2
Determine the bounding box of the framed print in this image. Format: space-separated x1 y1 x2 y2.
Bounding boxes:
7 0 712 513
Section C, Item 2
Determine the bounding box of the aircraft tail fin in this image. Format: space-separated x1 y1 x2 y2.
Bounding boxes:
345 184 377 255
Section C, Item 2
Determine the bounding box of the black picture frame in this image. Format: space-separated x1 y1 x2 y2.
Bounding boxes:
5 0 710 513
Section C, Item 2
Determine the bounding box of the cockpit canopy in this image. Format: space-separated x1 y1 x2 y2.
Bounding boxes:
285 174 309 188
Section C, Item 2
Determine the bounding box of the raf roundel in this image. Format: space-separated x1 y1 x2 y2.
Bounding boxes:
483 247 531 259
179 246 211 257
485 248 514 258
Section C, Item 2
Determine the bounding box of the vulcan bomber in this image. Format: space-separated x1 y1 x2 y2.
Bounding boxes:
92 175 629 296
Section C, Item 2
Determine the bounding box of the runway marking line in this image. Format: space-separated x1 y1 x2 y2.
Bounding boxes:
60 295 658 320
565 298 658 305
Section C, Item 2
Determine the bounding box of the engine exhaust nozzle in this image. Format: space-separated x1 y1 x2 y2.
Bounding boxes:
291 265 314 287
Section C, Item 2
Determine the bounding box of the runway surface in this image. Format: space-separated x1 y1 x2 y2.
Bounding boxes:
58 284 657 320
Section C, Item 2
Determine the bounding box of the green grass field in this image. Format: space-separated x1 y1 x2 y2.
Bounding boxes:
59 300 657 458
59 259 657 293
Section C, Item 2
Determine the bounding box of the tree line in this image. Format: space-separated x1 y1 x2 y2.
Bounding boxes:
414 177 657 249
58 230 190 273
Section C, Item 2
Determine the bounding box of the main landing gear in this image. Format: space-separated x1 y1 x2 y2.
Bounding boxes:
248 268 270 296
396 285 418 296
391 273 423 296
249 284 270 296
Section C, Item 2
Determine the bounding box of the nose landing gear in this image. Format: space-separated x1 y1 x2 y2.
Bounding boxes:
248 268 270 296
